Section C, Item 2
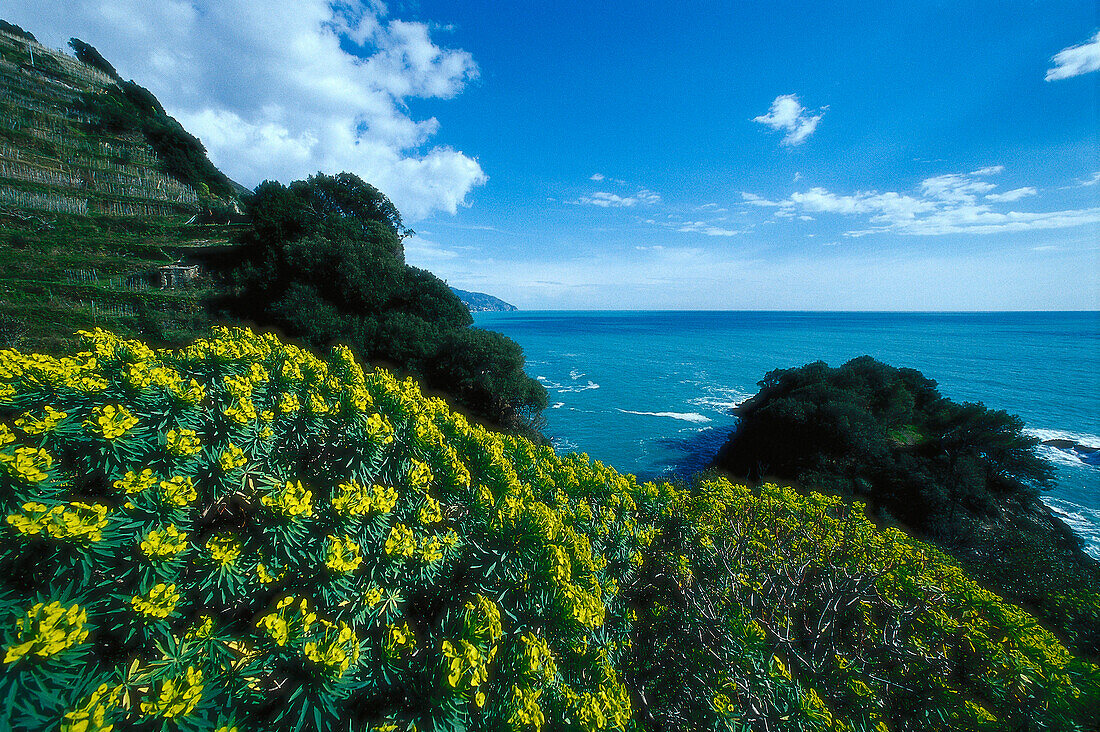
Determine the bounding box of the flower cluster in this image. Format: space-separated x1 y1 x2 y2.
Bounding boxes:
140 525 188 561
165 429 202 457
6 501 108 542
1 446 52 483
205 532 242 567
3 601 88 663
331 480 398 518
325 535 363 574
140 666 204 719
85 404 138 440
131 583 180 619
261 480 313 519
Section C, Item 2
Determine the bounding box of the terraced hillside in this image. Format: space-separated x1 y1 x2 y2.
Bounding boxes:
0 26 240 353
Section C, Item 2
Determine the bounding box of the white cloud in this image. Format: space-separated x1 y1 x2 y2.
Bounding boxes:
741 191 783 207
753 94 825 146
9 0 486 219
674 221 740 237
1077 172 1100 187
575 189 661 208
1046 31 1100 81
746 168 1100 236
590 173 605 181
985 187 1037 202
404 234 459 262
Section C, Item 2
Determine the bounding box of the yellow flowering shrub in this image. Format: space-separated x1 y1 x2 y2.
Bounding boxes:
0 327 1093 731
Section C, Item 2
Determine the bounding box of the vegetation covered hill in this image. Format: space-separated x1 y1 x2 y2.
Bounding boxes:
716 356 1100 659
0 328 1096 731
450 288 518 313
0 25 544 432
0 25 239 353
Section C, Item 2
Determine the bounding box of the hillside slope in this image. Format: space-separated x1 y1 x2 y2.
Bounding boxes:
0 327 1095 730
0 26 237 352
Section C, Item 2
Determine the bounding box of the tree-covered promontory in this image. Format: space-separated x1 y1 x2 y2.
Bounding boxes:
716 356 1100 657
217 173 547 434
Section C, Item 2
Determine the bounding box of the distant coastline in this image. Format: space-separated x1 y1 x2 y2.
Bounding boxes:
450 287 517 312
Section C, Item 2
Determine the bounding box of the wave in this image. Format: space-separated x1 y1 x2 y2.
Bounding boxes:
1042 497 1100 559
1025 427 1100 447
538 375 600 393
550 402 565 409
1026 427 1100 468
558 381 600 393
617 409 711 424
569 369 584 380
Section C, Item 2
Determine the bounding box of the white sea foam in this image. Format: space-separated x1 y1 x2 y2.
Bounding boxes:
1043 497 1100 559
569 369 584 380
556 381 600 393
617 409 711 424
1026 427 1100 448
537 375 599 393
1026 427 1100 468
551 402 565 409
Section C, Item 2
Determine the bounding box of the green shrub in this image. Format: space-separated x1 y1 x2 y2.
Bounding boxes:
0 329 1094 731
0 327 646 730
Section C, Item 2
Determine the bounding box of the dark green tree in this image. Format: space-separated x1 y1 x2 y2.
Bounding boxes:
222 173 546 432
714 356 1100 657
68 38 120 79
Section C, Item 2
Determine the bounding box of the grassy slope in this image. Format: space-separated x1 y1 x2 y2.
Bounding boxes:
0 28 236 353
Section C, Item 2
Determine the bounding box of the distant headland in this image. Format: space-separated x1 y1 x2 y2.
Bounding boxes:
449 287 518 312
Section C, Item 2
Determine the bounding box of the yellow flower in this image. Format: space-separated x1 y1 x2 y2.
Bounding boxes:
60 683 121 732
14 405 67 435
86 404 138 440
521 632 557 682
261 480 312 519
164 429 202 457
418 536 443 563
223 396 257 424
408 459 433 489
158 476 197 507
206 532 243 567
325 535 363 573
384 622 414 657
257 596 317 647
113 468 158 494
131 583 180 619
183 615 215 642
46 502 109 542
384 523 417 558
304 620 359 679
364 585 384 607
507 685 545 731
0 446 53 482
418 496 442 524
218 443 248 471
140 666 203 719
3 601 88 663
5 501 55 536
332 481 398 518
256 562 286 584
365 412 393 444
169 379 205 405
0 424 14 445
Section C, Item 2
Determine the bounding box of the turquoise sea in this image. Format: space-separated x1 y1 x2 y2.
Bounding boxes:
473 311 1100 557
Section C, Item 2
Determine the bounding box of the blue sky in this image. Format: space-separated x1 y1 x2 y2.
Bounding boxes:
11 0 1100 309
